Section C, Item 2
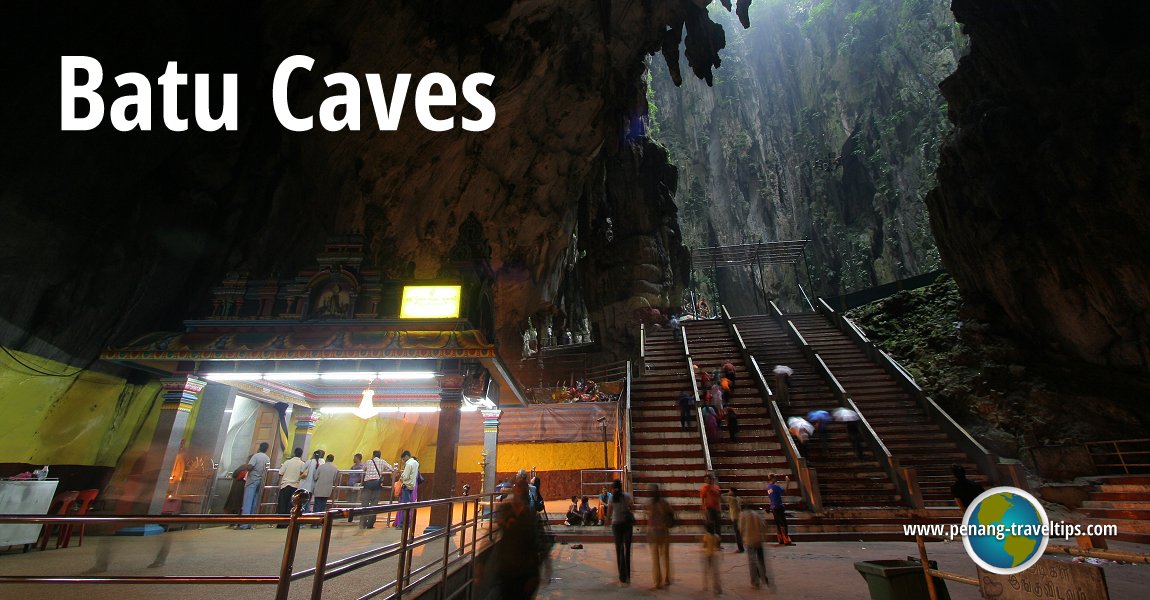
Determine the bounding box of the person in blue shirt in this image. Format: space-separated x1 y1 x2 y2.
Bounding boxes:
766 474 793 546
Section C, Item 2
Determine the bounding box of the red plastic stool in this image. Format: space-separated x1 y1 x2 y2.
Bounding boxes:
38 491 79 551
59 488 99 548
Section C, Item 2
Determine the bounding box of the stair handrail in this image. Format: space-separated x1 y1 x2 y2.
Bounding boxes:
845 397 923 509
684 329 713 474
797 283 817 312
749 354 823 512
639 323 646 373
769 300 785 322
814 299 1009 487
616 360 633 494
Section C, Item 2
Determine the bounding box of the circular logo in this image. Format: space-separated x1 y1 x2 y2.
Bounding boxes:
961 486 1049 574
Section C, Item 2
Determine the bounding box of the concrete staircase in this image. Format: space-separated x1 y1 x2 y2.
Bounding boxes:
1082 475 1150 544
629 324 710 532
783 312 991 509
683 319 799 512
731 315 903 508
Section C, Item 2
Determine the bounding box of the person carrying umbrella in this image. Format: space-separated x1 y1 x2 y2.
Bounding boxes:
832 407 866 459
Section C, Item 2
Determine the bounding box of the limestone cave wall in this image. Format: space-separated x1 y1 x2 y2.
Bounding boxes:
928 0 1150 378
649 0 963 313
0 1 731 367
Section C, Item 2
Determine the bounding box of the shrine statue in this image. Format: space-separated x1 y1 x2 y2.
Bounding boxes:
315 283 349 316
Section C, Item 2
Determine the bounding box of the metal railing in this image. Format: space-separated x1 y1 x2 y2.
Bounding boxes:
639 323 647 374
0 491 499 600
613 361 634 493
721 304 823 512
813 298 1023 488
586 359 629 383
748 353 823 512
580 469 626 499
683 327 714 474
784 315 922 508
1085 438 1150 474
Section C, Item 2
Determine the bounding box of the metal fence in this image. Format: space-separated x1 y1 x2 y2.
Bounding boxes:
0 490 498 600
1085 438 1150 475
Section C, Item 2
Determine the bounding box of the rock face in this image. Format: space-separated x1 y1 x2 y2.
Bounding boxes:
650 0 963 313
0 1 729 365
928 0 1150 376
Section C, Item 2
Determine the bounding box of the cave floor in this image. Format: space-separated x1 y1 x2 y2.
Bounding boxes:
0 525 1146 599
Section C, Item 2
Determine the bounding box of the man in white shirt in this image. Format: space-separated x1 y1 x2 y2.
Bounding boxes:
276 448 306 527
239 442 271 529
395 450 420 529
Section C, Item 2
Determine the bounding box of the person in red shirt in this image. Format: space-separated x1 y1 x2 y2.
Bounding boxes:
700 474 722 540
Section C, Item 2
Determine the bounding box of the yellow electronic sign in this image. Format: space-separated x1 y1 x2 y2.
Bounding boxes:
399 285 462 319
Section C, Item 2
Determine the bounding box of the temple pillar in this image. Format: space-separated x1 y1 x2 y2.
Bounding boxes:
427 372 464 529
481 409 502 494
291 408 317 457
185 382 236 512
145 376 207 515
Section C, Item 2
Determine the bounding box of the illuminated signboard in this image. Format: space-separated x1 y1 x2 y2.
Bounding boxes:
399 285 462 319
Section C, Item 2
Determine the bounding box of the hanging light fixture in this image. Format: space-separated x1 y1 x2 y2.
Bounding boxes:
354 378 378 419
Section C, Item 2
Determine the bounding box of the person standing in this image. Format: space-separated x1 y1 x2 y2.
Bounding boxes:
348 453 365 487
311 454 341 526
298 450 324 512
396 450 420 529
646 484 674 590
766 474 793 545
239 442 270 529
738 508 770 589
951 464 983 510
489 476 543 599
677 390 695 431
700 474 722 539
701 532 723 595
276 448 306 528
724 487 744 553
359 450 391 529
605 479 635 584
225 459 253 519
726 408 740 442
832 407 865 458
773 365 793 406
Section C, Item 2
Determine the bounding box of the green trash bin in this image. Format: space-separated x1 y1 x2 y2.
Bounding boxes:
853 559 950 600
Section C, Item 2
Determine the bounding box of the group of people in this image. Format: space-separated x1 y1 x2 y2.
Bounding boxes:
700 473 792 593
594 473 788 593
679 361 741 443
787 407 866 458
563 495 601 526
225 444 422 530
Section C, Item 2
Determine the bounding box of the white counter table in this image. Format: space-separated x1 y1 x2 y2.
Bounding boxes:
0 479 59 548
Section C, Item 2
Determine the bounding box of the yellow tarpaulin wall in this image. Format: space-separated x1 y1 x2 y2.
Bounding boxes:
454 442 615 473
1 347 162 466
307 413 617 474
308 412 443 469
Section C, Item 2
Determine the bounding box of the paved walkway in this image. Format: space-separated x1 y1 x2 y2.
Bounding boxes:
1 525 1146 598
